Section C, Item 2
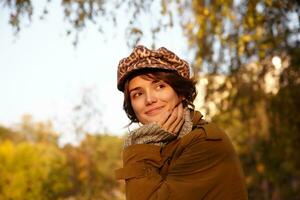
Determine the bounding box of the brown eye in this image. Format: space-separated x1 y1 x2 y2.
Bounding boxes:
132 92 143 99
156 83 165 90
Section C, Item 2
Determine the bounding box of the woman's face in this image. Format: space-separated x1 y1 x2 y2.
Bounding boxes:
128 74 181 125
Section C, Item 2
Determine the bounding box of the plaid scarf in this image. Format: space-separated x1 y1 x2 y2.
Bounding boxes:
123 109 193 148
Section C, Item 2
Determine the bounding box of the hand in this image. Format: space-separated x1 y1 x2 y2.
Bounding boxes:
156 103 185 135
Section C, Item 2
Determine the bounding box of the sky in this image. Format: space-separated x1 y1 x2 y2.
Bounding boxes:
0 0 190 145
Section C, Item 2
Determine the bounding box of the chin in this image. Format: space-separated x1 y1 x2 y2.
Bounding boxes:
142 119 156 125
145 115 164 124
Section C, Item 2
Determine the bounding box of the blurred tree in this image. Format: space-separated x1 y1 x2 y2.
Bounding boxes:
0 125 25 142
0 140 72 200
0 115 59 145
2 0 299 72
71 88 103 141
17 115 59 144
62 134 124 200
0 120 125 199
210 47 300 199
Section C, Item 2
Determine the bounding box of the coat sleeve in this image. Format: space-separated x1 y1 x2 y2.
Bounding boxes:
115 144 170 200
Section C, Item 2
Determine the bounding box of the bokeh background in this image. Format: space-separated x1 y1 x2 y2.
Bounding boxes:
0 0 299 199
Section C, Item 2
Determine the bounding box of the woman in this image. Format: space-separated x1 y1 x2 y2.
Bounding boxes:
115 45 248 200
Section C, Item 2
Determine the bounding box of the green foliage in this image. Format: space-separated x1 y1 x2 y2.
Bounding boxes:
1 0 33 32
62 134 124 200
0 140 72 200
0 121 125 200
3 0 299 73
211 50 300 199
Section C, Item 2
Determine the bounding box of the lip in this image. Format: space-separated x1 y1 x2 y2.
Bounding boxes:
145 106 165 116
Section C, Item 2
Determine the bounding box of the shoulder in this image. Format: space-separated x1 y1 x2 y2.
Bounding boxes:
187 110 228 141
175 121 236 159
179 121 225 144
193 122 226 140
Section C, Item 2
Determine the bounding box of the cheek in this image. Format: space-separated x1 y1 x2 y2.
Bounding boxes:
131 99 143 116
163 91 180 104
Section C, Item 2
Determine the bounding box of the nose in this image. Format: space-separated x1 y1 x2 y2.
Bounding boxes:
145 90 157 105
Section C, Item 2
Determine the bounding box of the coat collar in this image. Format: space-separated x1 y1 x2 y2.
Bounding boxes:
191 110 207 127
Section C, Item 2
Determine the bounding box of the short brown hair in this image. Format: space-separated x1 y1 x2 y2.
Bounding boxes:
123 69 197 123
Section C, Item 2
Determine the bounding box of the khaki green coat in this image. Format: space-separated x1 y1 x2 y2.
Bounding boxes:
116 111 248 200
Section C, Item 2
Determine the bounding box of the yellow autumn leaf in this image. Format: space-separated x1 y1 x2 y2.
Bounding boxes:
242 34 252 42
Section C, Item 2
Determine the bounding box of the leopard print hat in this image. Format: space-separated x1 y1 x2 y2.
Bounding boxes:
117 45 190 91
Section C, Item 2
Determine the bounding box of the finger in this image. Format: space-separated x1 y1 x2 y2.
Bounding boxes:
172 117 185 134
156 110 171 126
162 105 180 131
169 104 184 133
169 104 184 132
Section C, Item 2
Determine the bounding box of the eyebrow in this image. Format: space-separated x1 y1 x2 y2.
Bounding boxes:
129 87 141 95
128 80 162 94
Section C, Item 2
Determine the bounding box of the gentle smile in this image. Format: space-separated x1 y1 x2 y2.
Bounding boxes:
145 106 164 115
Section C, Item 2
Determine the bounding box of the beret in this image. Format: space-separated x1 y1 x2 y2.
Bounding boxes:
117 45 190 91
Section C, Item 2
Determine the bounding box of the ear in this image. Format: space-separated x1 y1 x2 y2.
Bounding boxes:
176 96 184 105
179 96 185 102
179 96 188 107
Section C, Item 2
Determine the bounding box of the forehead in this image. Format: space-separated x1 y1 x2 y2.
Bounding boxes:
128 75 158 89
